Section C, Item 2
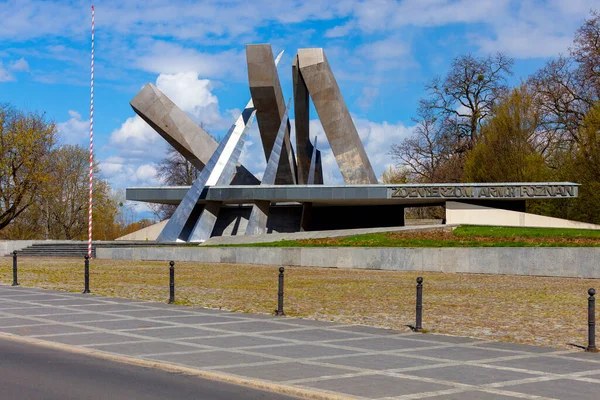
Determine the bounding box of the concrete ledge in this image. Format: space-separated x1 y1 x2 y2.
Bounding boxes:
96 246 600 279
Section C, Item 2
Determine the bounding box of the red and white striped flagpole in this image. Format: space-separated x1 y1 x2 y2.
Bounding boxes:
88 5 94 258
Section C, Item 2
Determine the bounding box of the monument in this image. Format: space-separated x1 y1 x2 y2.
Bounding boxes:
124 45 599 242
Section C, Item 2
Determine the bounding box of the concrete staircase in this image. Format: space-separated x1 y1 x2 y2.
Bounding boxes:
15 242 96 258
11 241 190 258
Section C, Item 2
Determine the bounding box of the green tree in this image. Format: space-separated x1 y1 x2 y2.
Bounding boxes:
464 85 551 183
0 104 56 231
568 102 600 224
43 145 118 240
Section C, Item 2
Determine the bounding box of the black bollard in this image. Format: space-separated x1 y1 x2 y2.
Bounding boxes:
82 255 90 294
415 277 423 332
275 267 285 316
168 261 175 304
587 288 598 353
11 251 19 286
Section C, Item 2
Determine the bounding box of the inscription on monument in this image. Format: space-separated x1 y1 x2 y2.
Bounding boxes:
389 184 577 199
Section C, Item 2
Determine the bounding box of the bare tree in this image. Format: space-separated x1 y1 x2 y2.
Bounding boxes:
391 53 513 182
528 10 600 155
150 145 200 220
425 53 513 153
572 10 600 99
390 105 454 182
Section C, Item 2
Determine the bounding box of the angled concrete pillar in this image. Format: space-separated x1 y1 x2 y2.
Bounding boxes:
187 106 256 243
314 150 323 184
130 83 259 185
297 48 377 184
245 100 291 236
247 44 297 185
292 54 312 184
156 102 256 242
307 136 319 185
245 201 270 236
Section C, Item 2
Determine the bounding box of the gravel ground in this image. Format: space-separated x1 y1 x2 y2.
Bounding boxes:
0 257 596 350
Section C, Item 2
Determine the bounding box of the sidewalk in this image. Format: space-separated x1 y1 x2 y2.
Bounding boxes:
1 284 600 400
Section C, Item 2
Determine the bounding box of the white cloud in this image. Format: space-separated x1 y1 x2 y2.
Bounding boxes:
10 57 29 71
56 110 88 145
354 117 415 181
135 164 158 182
134 40 246 79
155 72 222 127
109 115 164 160
0 62 14 82
324 23 355 38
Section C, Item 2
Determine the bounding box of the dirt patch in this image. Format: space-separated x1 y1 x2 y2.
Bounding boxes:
0 257 595 350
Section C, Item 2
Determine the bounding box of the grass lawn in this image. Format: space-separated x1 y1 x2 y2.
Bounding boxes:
1 257 596 350
213 225 600 248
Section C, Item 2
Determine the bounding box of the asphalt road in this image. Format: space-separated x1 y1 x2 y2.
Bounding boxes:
0 337 298 400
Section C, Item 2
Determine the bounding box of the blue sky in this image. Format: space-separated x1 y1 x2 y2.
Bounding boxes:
0 0 597 218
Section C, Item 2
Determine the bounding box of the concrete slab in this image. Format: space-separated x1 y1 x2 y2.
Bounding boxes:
182 335 291 349
472 341 560 354
218 362 349 381
401 364 539 385
485 356 599 374
105 309 194 318
261 328 367 342
124 326 218 339
37 332 144 346
7 307 87 316
205 321 303 333
304 374 452 399
332 336 441 351
80 319 171 331
0 324 93 336
39 313 127 323
425 391 525 399
246 344 362 359
88 341 202 356
324 353 444 370
151 350 275 368
69 304 150 312
0 317 44 327
156 315 245 324
502 378 600 400
415 346 510 361
415 333 486 344
334 325 409 335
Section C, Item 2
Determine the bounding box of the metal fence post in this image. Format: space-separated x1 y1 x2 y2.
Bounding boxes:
168 261 175 304
83 255 90 294
415 277 423 332
587 288 598 353
276 267 285 316
11 251 19 286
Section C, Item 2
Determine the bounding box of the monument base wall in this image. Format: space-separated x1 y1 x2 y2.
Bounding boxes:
96 246 600 279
